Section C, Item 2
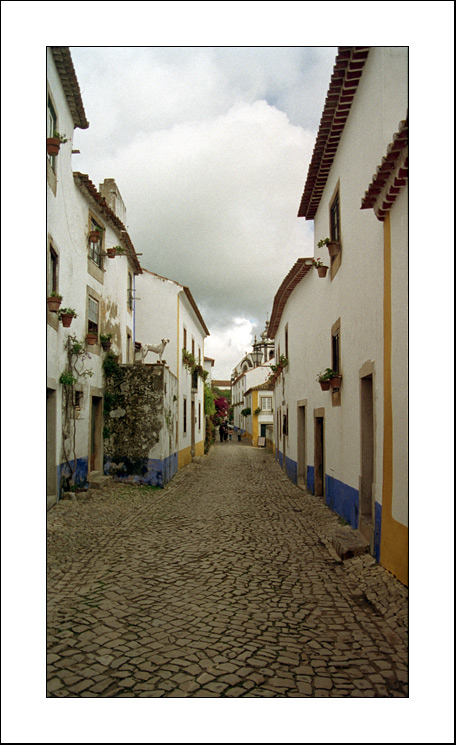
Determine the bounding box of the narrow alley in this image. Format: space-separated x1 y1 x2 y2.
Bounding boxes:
47 441 408 698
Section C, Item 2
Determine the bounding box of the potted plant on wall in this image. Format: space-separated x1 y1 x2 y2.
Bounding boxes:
317 368 335 391
58 308 78 328
106 245 125 259
86 330 98 346
47 292 63 312
100 333 112 351
46 132 69 156
318 237 341 259
312 258 328 278
88 226 104 244
329 371 342 389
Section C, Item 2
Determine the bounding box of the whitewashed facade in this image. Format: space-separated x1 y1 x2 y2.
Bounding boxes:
46 48 142 507
269 47 408 583
134 269 209 470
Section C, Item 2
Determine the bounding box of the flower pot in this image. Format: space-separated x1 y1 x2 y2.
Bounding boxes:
316 265 328 278
327 241 341 258
106 248 116 259
86 333 98 345
47 137 60 156
89 231 101 243
47 296 62 312
101 341 112 352
60 313 74 328
319 380 331 391
330 375 342 389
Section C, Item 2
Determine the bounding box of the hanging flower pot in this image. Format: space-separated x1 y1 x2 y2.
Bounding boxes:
47 295 62 312
330 374 342 389
106 247 116 259
46 137 61 156
100 334 113 351
317 265 328 278
327 241 341 258
86 332 98 345
58 308 77 328
89 230 101 243
60 314 74 328
319 380 331 391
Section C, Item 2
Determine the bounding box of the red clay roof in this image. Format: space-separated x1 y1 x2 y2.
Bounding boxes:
298 47 370 220
50 47 89 130
268 258 314 338
361 116 408 220
73 172 142 274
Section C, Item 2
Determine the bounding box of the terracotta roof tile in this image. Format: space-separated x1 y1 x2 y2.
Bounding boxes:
50 47 89 130
298 47 370 220
361 116 408 220
73 172 142 274
268 259 314 338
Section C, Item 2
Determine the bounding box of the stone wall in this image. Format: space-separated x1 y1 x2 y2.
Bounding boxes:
103 362 178 487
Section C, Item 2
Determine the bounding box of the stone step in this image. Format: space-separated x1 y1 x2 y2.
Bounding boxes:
331 527 370 561
88 472 113 490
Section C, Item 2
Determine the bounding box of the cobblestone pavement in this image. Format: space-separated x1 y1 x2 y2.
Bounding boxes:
47 440 408 698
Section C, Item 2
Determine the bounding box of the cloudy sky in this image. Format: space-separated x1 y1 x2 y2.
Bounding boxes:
69 45 337 378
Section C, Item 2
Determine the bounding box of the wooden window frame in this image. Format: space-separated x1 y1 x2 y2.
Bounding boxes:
88 215 105 270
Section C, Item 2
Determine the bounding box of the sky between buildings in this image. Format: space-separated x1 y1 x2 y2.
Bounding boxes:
69 45 337 378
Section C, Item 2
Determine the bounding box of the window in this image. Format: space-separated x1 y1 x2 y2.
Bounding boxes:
75 391 83 412
88 217 104 268
330 191 340 243
48 245 58 295
261 397 272 411
47 95 57 169
183 327 187 351
285 325 289 363
183 398 187 434
198 402 201 431
192 338 195 357
332 320 340 374
127 332 132 363
88 296 99 335
127 273 133 310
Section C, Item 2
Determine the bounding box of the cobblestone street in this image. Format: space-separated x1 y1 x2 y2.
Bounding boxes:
47 440 408 698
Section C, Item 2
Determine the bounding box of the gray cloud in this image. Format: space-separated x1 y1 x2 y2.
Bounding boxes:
70 46 335 376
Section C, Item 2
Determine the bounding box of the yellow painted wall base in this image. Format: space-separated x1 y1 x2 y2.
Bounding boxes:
178 439 205 469
178 446 192 469
381 521 408 586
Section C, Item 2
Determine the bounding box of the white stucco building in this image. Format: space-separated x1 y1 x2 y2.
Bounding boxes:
47 48 141 507
269 47 408 584
134 269 210 470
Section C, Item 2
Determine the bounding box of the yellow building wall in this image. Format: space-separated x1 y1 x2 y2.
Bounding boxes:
380 213 408 585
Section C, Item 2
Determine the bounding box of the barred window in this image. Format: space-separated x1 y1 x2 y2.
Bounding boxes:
88 296 99 334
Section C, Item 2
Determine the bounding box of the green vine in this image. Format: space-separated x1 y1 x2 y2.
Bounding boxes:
60 335 93 486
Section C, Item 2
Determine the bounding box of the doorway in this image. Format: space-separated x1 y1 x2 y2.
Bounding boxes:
47 387 57 506
360 374 374 543
90 395 103 472
191 399 195 457
297 402 307 488
314 413 325 497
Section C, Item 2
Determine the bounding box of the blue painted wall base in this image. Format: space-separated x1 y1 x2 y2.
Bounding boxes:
57 457 89 499
104 453 178 488
325 475 359 529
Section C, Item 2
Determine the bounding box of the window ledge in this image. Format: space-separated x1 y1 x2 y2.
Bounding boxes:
87 258 104 284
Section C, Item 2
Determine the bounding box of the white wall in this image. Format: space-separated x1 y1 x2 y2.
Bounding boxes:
274 47 408 510
390 185 408 526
